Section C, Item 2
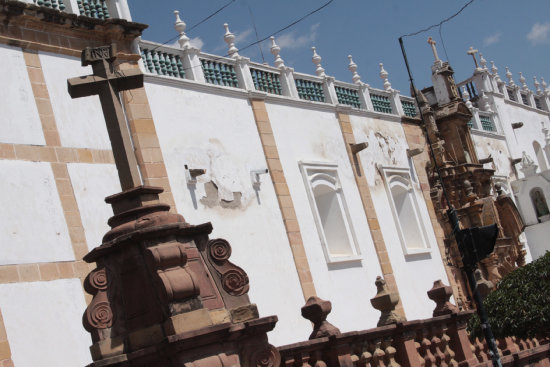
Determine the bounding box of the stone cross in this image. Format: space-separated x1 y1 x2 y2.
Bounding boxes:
427 36 440 62
68 44 143 190
467 46 479 69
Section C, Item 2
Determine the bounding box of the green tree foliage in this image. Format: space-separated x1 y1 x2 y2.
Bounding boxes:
468 252 550 339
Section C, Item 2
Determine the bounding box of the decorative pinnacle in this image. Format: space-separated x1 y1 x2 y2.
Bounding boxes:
519 72 529 91
174 10 190 49
490 61 502 83
481 91 491 112
534 76 542 94
542 77 548 95
479 53 488 70
462 86 473 108
270 36 285 68
224 23 239 58
348 55 361 84
311 47 325 77
379 63 391 91
505 67 515 87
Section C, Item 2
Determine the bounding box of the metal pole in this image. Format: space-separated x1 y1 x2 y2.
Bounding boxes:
398 37 502 367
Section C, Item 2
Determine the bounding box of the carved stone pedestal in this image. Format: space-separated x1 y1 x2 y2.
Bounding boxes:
82 186 279 367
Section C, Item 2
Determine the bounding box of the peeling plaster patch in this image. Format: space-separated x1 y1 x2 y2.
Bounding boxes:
200 181 242 209
472 135 512 178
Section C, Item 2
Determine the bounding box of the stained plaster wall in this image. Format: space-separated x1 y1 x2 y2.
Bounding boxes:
0 44 44 145
265 102 383 332
471 133 514 180
0 279 92 366
490 96 550 177
39 51 111 149
0 160 74 264
67 163 121 251
349 114 450 320
143 81 310 345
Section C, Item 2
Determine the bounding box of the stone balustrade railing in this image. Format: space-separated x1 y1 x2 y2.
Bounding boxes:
24 0 131 20
276 279 550 367
137 40 418 119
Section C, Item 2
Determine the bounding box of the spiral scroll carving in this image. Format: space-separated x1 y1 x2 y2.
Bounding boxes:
222 270 249 296
89 268 108 290
210 239 232 264
249 345 280 367
89 301 113 329
207 238 250 297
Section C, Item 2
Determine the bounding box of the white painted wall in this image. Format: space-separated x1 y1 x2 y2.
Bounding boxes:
0 44 44 145
525 220 550 259
471 133 513 178
0 279 92 367
0 160 73 264
67 163 121 251
349 114 450 321
39 51 111 149
266 103 383 332
144 82 310 345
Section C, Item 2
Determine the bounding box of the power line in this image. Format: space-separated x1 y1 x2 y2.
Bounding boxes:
146 0 334 76
400 0 476 38
150 0 236 52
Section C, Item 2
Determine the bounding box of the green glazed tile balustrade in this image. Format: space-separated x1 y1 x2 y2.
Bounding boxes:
200 59 239 87
295 79 325 102
507 87 517 102
77 0 110 19
480 114 495 132
521 93 530 106
370 93 392 114
467 120 473 128
535 97 543 110
34 0 65 10
141 49 185 79
250 69 282 95
401 100 417 117
335 86 361 108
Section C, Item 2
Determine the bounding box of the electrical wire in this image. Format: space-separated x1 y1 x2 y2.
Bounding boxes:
400 0 476 38
149 0 236 52
145 0 334 76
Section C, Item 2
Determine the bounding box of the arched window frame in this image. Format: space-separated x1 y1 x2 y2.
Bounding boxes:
379 165 432 256
299 161 361 264
533 141 548 172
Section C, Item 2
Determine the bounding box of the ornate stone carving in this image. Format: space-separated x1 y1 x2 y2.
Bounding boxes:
206 238 250 296
145 242 201 304
427 280 458 317
83 267 114 333
301 296 341 339
370 276 405 326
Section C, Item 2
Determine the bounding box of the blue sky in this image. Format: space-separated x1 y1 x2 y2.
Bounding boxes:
130 0 550 95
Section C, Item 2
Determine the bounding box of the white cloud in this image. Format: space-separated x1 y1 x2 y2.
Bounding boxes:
527 22 550 45
170 36 204 50
190 37 204 49
483 32 501 46
274 23 320 50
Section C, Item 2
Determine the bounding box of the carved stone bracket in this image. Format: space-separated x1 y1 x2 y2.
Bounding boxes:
83 267 114 336
206 238 250 297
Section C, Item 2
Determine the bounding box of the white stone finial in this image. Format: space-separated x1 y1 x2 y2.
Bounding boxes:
519 72 529 91
505 67 515 87
270 36 285 68
174 10 190 49
462 86 473 108
491 61 502 83
479 53 488 70
542 77 549 95
427 36 440 62
467 46 480 70
224 23 239 58
379 63 392 91
534 76 542 94
311 47 325 77
348 55 362 84
481 91 491 112
542 121 550 146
